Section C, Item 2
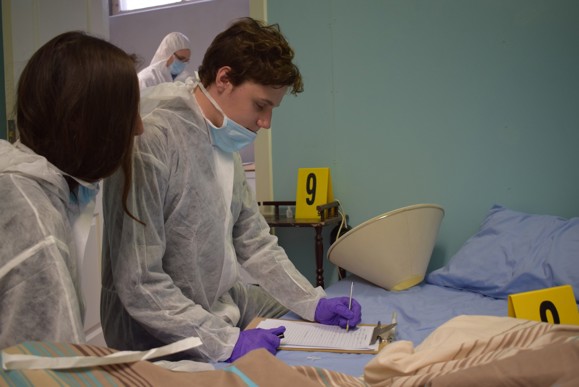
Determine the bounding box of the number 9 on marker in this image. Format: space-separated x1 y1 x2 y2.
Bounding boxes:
295 168 334 219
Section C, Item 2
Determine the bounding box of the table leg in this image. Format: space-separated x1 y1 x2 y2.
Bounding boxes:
314 226 324 288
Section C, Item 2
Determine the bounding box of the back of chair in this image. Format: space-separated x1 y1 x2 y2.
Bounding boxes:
328 204 444 291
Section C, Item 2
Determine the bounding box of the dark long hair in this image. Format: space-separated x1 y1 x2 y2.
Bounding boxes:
17 31 140 220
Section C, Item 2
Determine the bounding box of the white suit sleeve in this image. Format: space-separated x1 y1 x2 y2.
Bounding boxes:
230 157 326 321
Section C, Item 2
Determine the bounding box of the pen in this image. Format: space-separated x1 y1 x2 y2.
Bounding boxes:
277 333 285 339
346 281 353 332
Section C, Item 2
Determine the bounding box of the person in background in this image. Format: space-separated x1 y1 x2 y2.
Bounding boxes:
0 31 143 349
101 17 362 363
138 32 191 90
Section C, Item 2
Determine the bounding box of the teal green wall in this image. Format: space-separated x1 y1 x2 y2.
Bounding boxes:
0 4 6 140
268 0 579 286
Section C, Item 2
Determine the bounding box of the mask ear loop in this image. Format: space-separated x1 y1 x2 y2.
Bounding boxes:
189 72 225 142
196 81 227 119
192 72 232 133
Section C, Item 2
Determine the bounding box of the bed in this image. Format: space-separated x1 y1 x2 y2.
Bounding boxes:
275 203 579 382
2 204 578 386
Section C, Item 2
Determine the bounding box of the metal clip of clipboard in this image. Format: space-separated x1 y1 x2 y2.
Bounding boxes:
370 322 397 345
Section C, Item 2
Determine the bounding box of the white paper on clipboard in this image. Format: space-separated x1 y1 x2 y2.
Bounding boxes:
257 319 378 352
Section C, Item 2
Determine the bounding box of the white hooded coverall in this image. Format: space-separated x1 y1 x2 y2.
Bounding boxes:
100 82 325 362
138 32 192 90
0 140 85 348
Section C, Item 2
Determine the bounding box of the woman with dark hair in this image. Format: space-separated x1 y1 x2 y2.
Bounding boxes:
0 31 143 349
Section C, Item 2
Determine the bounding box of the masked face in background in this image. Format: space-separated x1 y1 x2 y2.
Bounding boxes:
170 59 186 76
169 49 190 77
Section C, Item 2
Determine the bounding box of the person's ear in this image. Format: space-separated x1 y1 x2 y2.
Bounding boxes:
215 66 232 92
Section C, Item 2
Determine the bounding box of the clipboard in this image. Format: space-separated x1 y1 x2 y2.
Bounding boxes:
247 317 388 354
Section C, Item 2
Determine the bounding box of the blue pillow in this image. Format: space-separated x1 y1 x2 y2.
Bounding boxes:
427 204 579 300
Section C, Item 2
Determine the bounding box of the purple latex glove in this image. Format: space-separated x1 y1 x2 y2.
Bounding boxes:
227 326 286 362
315 297 362 329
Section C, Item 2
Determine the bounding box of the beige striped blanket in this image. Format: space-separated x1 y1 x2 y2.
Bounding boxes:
364 315 579 386
0 343 364 386
2 315 577 386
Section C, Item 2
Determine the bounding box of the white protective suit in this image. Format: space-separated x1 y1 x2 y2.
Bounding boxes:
138 32 192 90
100 81 325 362
0 140 85 348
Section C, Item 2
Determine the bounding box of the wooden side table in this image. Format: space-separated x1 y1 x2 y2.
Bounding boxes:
259 201 343 288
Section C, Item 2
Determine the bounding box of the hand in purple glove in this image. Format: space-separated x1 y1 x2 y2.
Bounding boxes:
315 297 362 329
227 326 286 362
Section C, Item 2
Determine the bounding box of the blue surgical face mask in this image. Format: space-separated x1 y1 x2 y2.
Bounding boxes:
170 58 186 76
197 82 257 153
70 181 100 208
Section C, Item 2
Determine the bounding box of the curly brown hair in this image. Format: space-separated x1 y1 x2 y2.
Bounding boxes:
198 17 303 95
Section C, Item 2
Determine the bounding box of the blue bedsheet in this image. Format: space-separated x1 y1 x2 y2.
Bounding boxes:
275 275 508 377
